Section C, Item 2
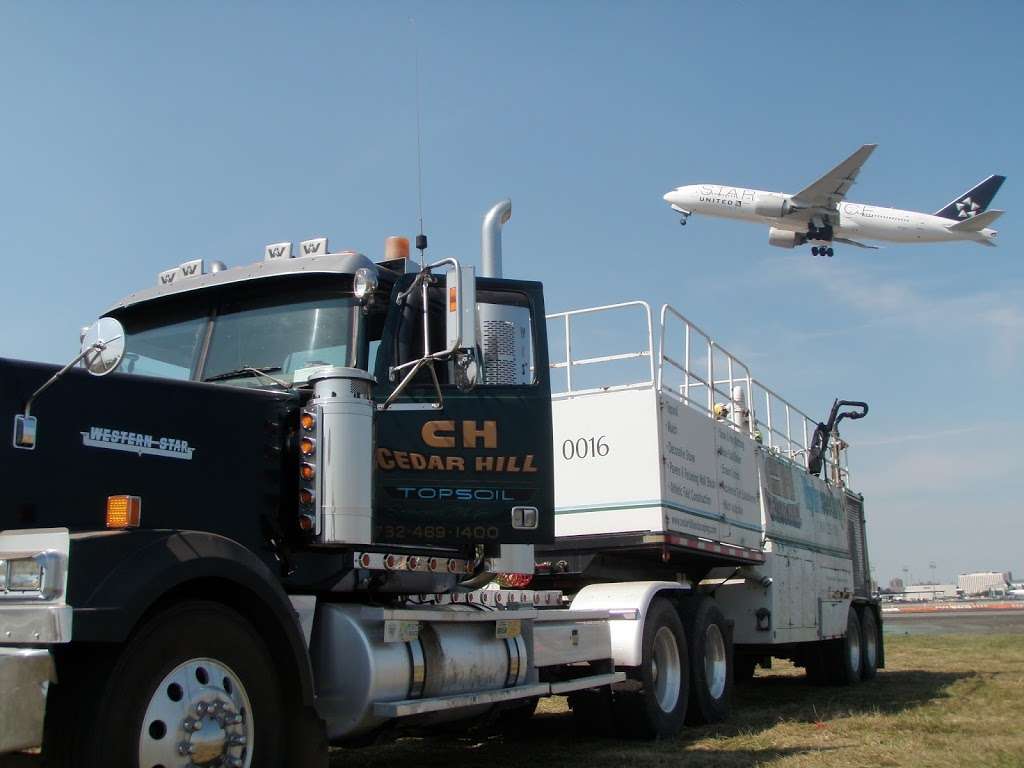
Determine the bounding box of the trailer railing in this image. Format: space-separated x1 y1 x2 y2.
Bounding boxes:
658 304 753 423
547 300 852 487
546 301 655 399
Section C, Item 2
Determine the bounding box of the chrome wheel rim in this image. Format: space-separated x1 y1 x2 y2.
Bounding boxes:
651 626 682 712
138 657 253 768
704 624 727 700
848 621 862 673
864 620 877 669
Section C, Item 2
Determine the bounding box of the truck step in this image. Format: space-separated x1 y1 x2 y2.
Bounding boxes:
373 672 624 718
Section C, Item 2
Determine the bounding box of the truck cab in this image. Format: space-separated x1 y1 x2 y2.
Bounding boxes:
0 230 615 767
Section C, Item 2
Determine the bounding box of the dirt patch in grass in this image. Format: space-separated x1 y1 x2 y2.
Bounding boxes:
330 634 1024 768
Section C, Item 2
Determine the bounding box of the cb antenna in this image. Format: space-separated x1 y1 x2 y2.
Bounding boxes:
411 17 427 268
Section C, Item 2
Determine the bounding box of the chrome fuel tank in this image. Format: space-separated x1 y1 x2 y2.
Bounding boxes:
311 603 528 740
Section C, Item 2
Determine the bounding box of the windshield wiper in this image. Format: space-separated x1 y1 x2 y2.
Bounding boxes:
203 366 288 387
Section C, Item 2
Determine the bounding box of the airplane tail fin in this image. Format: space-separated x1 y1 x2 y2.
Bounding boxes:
934 174 1006 220
946 209 1003 232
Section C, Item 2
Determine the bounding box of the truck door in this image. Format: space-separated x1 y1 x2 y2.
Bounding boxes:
371 272 554 550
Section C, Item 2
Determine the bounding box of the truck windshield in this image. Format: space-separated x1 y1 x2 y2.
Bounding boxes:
202 295 364 386
116 288 366 387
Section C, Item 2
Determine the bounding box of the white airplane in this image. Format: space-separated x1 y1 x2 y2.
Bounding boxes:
663 144 1005 256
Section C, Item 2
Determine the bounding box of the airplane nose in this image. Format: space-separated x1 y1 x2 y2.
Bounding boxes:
663 190 676 204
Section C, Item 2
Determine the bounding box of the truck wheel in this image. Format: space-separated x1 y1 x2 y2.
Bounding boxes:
614 597 689 739
827 607 863 685
859 607 879 681
681 597 732 724
46 600 286 768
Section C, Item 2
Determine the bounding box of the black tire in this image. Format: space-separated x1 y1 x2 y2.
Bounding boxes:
613 597 689 739
860 607 880 681
44 600 286 768
681 597 732 724
827 608 863 685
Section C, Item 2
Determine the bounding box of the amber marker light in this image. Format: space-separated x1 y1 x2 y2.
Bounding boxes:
106 495 142 529
449 287 457 312
300 462 316 481
299 437 316 456
299 488 314 506
300 412 316 431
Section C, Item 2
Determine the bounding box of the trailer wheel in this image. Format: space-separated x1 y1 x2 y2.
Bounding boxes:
681 597 732 724
45 600 286 768
613 597 689 739
827 607 863 685
859 607 879 680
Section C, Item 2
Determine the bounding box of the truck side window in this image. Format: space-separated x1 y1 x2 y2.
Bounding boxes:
392 285 450 387
118 313 208 380
388 285 537 389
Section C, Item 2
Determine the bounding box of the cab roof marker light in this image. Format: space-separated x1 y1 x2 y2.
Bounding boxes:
264 242 293 261
299 237 328 257
156 258 204 287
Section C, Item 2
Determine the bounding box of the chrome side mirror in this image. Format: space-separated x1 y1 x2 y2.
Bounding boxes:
13 317 126 450
81 317 126 376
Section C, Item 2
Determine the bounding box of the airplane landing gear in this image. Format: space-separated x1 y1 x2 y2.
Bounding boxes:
679 216 689 227
811 246 834 257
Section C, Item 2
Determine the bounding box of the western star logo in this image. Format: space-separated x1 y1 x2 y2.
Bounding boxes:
956 196 980 218
81 426 195 460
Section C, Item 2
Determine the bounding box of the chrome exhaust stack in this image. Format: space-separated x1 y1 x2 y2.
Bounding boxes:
481 199 512 278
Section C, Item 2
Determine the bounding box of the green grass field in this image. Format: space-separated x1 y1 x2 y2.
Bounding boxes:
331 633 1024 768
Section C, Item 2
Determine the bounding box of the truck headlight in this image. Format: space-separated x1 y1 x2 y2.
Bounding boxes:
0 552 65 600
8 559 44 592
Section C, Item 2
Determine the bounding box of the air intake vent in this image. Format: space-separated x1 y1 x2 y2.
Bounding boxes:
482 320 518 384
844 492 870 596
478 304 532 386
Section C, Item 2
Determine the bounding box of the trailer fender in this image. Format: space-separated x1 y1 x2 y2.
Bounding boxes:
570 581 689 667
65 529 316 707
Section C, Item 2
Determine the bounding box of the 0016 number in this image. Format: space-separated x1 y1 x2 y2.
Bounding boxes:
561 435 609 461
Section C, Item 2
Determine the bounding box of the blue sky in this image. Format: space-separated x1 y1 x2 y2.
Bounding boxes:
2 2 1021 585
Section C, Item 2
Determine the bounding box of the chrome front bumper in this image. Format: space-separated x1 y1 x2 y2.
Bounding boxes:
0 605 70 754
0 647 55 753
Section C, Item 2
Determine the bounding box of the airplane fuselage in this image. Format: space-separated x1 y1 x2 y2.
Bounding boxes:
666 184 998 246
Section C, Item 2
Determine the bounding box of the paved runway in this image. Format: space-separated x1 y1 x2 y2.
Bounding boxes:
883 608 1024 635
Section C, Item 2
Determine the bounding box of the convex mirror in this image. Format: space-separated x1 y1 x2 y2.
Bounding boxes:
81 317 126 376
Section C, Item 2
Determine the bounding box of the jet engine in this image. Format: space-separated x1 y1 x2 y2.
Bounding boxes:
753 194 791 218
768 227 807 249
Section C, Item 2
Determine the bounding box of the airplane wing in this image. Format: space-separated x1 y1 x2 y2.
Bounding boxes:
790 144 878 209
834 236 880 250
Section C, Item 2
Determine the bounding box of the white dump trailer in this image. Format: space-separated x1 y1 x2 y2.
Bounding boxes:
536 300 881 731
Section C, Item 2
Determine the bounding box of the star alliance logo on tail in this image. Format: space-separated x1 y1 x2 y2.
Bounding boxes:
956 196 981 218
